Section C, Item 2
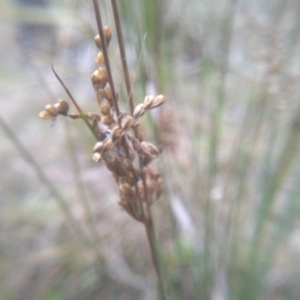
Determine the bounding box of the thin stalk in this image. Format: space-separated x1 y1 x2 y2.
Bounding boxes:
142 174 167 300
110 0 135 116
51 65 99 141
92 0 121 121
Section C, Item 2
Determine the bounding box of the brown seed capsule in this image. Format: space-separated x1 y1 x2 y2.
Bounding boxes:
143 94 155 110
45 104 58 117
150 94 166 109
103 26 112 45
97 89 105 105
104 87 113 101
93 152 102 162
94 35 102 49
39 110 53 120
93 141 104 153
57 99 69 115
133 103 145 119
101 102 111 115
122 158 132 171
95 52 105 65
112 126 123 142
102 114 114 125
103 139 113 152
121 115 135 131
91 68 108 89
106 157 118 172
129 136 142 152
141 141 160 157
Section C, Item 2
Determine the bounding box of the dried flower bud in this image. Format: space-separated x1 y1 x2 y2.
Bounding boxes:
143 94 155 110
101 102 111 115
150 94 166 109
39 110 54 120
104 26 112 45
95 52 105 65
91 68 108 89
141 141 160 157
133 103 145 119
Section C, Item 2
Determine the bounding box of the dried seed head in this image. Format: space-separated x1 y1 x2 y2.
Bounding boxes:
141 141 160 157
101 102 111 115
143 94 155 110
91 68 108 89
39 110 54 120
133 103 145 119
95 52 105 65
104 26 112 45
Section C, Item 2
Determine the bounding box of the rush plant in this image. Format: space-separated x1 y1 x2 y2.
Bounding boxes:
38 0 167 298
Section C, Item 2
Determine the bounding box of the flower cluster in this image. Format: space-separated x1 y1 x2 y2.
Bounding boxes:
39 25 165 222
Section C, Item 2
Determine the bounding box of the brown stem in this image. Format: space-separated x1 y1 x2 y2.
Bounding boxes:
110 0 134 115
51 65 99 141
141 174 167 300
92 0 121 122
110 0 140 139
144 215 167 300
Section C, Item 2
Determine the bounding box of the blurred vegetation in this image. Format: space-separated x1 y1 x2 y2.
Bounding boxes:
1 0 300 299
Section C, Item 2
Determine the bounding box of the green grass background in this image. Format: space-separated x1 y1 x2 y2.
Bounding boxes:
1 0 300 299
